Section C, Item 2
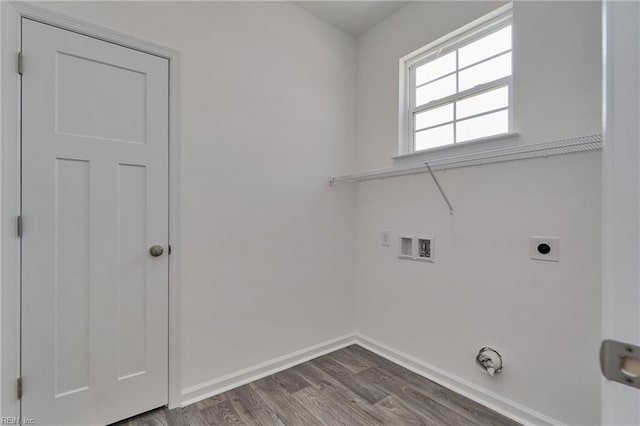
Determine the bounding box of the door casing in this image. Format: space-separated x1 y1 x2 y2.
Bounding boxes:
602 0 640 423
0 2 182 418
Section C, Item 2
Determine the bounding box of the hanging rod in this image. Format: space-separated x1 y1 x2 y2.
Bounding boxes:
328 134 602 185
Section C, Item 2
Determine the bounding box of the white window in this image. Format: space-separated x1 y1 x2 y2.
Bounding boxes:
402 9 513 154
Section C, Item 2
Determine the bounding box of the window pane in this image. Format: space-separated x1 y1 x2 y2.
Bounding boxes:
458 52 511 91
415 124 454 151
415 103 453 130
415 74 456 107
415 52 456 86
456 109 508 142
456 86 508 119
459 25 512 68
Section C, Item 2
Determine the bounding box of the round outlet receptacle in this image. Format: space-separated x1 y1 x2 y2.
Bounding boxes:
537 243 551 255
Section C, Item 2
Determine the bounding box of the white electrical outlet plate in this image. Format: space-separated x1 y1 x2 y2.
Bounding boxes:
381 230 391 247
530 236 560 262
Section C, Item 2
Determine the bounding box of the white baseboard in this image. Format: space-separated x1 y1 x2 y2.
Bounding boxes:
181 332 562 426
354 333 564 426
180 333 357 407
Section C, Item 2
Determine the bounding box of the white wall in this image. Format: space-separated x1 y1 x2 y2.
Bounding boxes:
354 2 602 425
35 0 358 394
16 2 603 424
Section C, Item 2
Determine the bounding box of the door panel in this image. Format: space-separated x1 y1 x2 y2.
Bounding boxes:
21 18 169 425
56 52 148 144
117 164 148 380
54 158 91 398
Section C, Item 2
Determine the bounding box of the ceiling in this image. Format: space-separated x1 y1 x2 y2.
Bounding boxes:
292 1 410 37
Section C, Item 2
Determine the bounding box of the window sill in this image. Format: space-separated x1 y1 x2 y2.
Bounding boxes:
393 132 520 163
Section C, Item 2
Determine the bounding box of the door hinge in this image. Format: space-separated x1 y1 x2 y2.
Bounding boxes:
17 215 23 238
16 377 22 400
17 52 23 75
168 244 172 255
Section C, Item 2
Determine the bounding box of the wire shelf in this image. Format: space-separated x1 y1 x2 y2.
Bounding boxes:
329 134 602 185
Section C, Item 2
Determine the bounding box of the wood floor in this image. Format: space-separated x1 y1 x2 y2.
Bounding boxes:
114 345 519 426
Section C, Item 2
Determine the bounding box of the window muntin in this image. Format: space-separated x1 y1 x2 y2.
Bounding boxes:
457 85 508 119
415 103 453 130
415 52 456 86
407 18 512 153
458 25 511 68
415 124 454 151
415 75 457 106
458 51 511 91
457 109 509 142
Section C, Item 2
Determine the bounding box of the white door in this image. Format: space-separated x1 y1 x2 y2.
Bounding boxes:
602 1 640 424
21 19 169 425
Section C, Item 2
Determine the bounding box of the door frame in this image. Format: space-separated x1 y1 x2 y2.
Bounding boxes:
602 0 640 424
0 2 183 418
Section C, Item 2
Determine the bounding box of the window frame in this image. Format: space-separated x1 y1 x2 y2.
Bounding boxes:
399 5 514 156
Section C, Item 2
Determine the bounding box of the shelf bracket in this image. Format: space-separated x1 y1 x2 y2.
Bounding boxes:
425 162 454 215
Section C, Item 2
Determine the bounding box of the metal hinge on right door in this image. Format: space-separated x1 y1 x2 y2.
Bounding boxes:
17 215 23 238
17 377 22 400
17 52 23 75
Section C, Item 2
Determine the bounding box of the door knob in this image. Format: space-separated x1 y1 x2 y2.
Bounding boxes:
149 245 164 257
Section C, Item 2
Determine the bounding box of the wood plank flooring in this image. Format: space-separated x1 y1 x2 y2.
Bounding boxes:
113 345 519 426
